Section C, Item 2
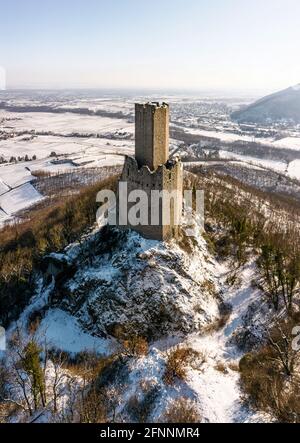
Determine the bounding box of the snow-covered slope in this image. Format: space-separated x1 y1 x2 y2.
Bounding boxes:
232 84 300 123
105 260 272 423
48 226 221 340
4 221 272 423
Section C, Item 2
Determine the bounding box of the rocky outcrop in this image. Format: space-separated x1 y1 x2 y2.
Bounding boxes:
49 226 221 340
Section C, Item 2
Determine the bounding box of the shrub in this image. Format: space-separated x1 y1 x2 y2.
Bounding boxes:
122 336 148 358
239 326 300 423
163 346 199 385
27 307 48 333
178 229 198 254
202 231 216 255
127 383 160 423
76 384 107 423
61 350 115 382
239 347 282 410
228 362 239 372
112 324 149 357
162 397 201 423
200 279 217 296
214 361 228 374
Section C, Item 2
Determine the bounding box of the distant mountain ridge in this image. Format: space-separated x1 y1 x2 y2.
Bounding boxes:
231 84 300 123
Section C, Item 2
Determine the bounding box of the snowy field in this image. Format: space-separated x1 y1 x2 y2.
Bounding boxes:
272 136 300 151
0 162 43 224
0 182 43 216
175 125 300 152
172 124 260 144
0 134 134 162
0 103 136 225
218 150 300 180
0 110 134 136
0 151 128 226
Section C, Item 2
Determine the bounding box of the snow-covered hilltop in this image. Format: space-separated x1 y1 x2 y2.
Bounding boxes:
232 84 300 124
45 227 221 339
1 216 272 423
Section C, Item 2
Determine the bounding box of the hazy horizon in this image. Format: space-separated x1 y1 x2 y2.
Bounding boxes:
1 0 300 92
0 85 274 96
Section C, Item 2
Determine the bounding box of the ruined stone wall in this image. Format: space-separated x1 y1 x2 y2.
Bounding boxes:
118 156 183 241
135 104 153 169
161 160 183 239
135 103 169 171
153 105 169 168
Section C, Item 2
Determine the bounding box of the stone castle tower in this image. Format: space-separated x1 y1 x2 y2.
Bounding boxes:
119 102 183 241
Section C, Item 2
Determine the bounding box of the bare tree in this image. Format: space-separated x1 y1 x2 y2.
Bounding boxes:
1 328 49 417
266 320 300 376
51 352 68 414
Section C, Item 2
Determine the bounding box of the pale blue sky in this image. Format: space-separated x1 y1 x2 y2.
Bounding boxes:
0 0 299 91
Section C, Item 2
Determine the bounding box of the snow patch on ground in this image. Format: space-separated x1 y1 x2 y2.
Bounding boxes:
219 150 288 175
39 308 111 355
0 182 43 217
288 159 300 180
182 261 266 423
273 136 300 151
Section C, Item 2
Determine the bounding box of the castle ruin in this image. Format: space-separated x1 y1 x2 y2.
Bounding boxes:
119 102 183 241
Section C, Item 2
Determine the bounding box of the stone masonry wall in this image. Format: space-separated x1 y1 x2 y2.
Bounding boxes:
118 156 183 241
135 103 169 171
